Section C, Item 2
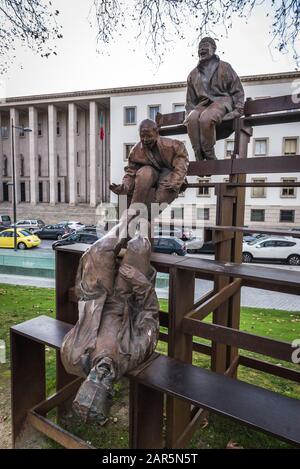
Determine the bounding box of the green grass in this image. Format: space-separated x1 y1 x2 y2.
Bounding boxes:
0 285 299 448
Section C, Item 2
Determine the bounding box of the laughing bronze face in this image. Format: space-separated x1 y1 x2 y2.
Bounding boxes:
198 38 216 62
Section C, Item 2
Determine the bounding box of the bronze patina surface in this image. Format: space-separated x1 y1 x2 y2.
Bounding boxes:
185 37 245 161
61 220 159 423
110 119 189 213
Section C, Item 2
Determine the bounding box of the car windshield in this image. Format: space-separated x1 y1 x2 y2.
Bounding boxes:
1 216 10 222
248 239 262 245
20 230 31 237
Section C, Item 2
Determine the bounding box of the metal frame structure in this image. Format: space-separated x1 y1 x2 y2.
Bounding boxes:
10 94 300 449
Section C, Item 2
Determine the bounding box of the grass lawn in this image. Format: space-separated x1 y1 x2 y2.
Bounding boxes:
0 284 299 449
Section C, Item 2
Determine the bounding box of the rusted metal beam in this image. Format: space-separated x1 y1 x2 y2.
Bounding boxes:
182 319 296 363
186 279 242 321
28 411 94 449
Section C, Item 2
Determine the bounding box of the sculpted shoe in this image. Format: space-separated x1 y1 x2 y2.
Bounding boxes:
72 363 115 423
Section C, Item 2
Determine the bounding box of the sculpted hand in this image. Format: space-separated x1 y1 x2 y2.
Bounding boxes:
119 263 148 287
119 264 136 280
109 183 129 195
222 108 244 121
161 180 177 191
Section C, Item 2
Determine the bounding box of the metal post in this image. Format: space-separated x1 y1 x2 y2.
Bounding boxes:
11 118 17 251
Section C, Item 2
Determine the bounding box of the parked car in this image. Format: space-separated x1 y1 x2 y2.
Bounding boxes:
34 224 72 240
13 219 45 232
187 240 215 254
0 228 41 249
58 220 85 231
153 236 186 256
52 231 100 249
0 214 11 231
154 227 194 241
243 233 268 244
242 236 300 265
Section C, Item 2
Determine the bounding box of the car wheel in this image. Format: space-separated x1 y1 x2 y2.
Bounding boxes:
171 252 178 256
18 242 27 250
57 234 63 240
287 254 300 266
242 252 253 263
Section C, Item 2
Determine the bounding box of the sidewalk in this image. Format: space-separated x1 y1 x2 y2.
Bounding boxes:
0 274 55 289
1 274 299 312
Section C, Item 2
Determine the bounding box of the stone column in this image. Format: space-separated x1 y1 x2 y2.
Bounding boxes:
10 108 20 203
29 106 38 205
89 101 98 207
68 103 77 205
48 104 57 205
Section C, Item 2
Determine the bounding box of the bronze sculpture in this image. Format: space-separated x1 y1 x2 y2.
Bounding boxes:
110 119 189 212
61 219 159 423
185 37 245 161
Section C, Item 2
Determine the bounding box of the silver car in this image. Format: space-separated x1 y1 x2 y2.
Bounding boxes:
14 219 45 232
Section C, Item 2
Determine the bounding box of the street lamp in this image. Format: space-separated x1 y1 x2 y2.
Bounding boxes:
10 118 32 251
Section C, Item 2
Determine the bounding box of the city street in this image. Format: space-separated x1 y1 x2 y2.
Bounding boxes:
0 241 299 311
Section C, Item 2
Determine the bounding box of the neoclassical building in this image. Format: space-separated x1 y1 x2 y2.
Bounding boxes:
0 71 299 226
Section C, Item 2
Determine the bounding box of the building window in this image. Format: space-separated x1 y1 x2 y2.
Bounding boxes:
251 178 266 198
56 121 61 136
76 120 79 135
77 182 80 196
57 181 61 203
225 140 234 158
19 126 25 138
124 143 135 161
1 126 9 138
148 105 160 121
20 182 26 202
39 182 43 202
124 107 136 125
281 178 297 198
38 155 42 177
3 182 9 201
254 138 268 156
280 210 295 223
57 155 60 176
171 207 184 220
198 178 210 197
173 103 185 112
197 208 210 220
3 155 7 177
77 151 80 167
20 155 24 177
283 137 298 155
251 209 265 222
38 122 42 137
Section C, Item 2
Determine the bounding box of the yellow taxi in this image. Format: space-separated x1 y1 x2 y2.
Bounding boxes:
0 228 41 249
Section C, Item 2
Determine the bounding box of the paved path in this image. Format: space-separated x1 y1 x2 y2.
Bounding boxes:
1 258 300 311
0 274 55 289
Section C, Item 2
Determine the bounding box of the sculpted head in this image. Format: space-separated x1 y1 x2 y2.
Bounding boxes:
198 37 216 62
139 119 159 149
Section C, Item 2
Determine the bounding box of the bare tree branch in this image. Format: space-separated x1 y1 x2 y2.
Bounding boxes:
91 0 300 66
0 0 62 74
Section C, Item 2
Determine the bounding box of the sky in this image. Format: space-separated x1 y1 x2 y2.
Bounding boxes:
1 0 299 99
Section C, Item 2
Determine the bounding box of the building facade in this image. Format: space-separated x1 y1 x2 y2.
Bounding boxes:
0 71 299 227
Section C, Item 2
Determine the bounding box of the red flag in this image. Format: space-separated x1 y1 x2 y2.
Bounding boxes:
100 112 105 141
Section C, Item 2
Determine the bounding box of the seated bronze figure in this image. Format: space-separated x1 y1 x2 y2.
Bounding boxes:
110 118 189 213
185 37 245 161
